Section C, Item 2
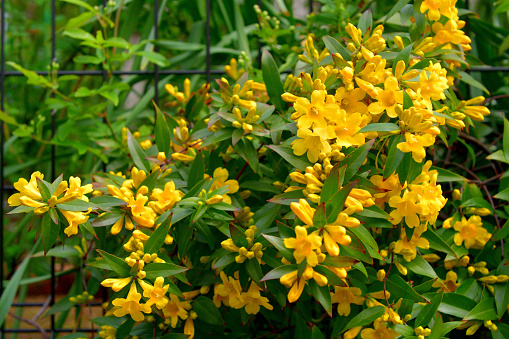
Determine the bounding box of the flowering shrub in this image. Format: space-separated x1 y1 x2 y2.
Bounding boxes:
5 1 509 338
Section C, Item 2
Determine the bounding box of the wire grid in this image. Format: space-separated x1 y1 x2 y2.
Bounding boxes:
0 0 506 337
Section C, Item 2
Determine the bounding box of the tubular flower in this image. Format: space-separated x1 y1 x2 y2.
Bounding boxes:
330 286 365 316
207 167 239 204
61 209 90 237
162 294 192 328
215 271 245 309
127 194 157 228
370 174 403 208
453 215 491 249
330 111 366 148
284 226 322 267
111 282 151 322
101 277 133 292
334 87 367 115
368 76 403 118
149 181 183 213
241 282 273 315
139 277 170 309
397 132 435 163
323 224 352 257
394 226 430 261
292 128 332 163
290 199 315 226
410 173 447 224
389 190 423 228
293 90 339 135
8 171 44 207
66 176 93 201
280 265 325 303
361 320 400 339
432 270 460 292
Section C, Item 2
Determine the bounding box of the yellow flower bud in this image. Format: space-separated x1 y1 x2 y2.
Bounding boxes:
377 269 386 281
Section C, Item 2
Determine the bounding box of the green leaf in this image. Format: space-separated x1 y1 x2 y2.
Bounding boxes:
92 213 122 227
344 305 385 331
503 118 509 159
268 189 306 205
135 51 169 67
358 10 373 33
61 0 97 12
384 135 405 178
433 166 467 182
494 281 509 318
0 238 40 327
116 318 136 338
321 165 345 202
349 225 378 253
267 144 312 171
326 181 356 223
457 70 490 94
262 234 293 262
438 293 476 318
188 151 205 189
201 127 235 147
422 226 456 256
404 255 438 279
262 50 285 113
393 43 413 69
96 250 131 277
341 139 374 181
246 258 263 283
144 262 188 280
415 293 443 328
144 213 172 254
126 129 150 173
313 204 327 228
309 279 332 316
154 103 172 155
193 296 223 325
322 36 351 61
494 186 509 201
384 0 412 23
429 312 443 339
233 0 250 57
90 196 126 208
493 219 509 242
229 223 249 248
0 109 19 125
358 123 399 134
42 212 59 254
464 297 497 320
387 274 426 302
212 252 237 269
37 177 52 201
56 199 93 212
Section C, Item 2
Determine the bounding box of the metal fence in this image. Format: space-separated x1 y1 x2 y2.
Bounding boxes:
0 0 506 337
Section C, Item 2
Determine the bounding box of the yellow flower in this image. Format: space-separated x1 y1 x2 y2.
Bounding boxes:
290 199 315 226
61 209 89 237
149 181 183 213
111 282 151 322
241 282 273 315
409 173 447 224
334 87 367 115
397 132 435 163
293 90 339 136
360 320 400 339
389 190 423 228
420 0 458 21
101 277 133 292
432 19 469 47
323 225 351 257
66 176 93 201
8 171 44 207
370 174 402 208
330 112 366 148
284 226 322 267
208 167 239 204
280 265 321 303
330 286 364 316
368 76 403 118
432 270 460 292
394 227 430 262
292 128 332 163
139 277 170 310
406 63 449 108
162 294 192 328
215 271 245 309
453 215 491 249
128 194 156 228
